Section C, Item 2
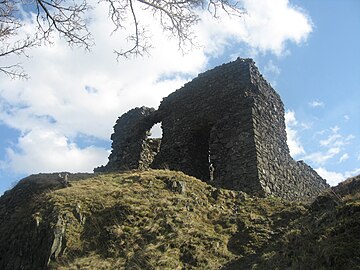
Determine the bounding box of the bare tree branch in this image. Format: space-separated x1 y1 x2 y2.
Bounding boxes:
106 0 244 58
0 0 39 78
0 63 28 79
0 0 244 78
114 0 149 58
34 0 93 48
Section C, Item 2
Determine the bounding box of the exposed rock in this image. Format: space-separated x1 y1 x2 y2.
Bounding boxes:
166 177 186 194
74 203 86 224
48 213 66 263
58 173 70 188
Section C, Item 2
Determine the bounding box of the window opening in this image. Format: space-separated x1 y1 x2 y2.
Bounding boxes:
148 123 162 138
142 122 162 168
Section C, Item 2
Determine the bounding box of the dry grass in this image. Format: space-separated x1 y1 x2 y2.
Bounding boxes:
29 170 305 269
1 170 359 269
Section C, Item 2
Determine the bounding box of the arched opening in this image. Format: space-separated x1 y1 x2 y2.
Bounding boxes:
140 122 162 169
148 123 162 139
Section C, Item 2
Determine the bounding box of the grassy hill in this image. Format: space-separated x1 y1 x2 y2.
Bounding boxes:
0 170 359 269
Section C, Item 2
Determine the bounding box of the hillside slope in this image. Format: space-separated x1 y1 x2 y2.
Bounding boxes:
0 170 359 269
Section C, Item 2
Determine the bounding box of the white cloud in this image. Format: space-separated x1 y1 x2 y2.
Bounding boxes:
195 0 313 56
0 0 314 178
319 128 354 148
314 130 326 136
316 167 360 186
339 153 349 163
285 110 298 126
264 60 281 75
309 100 325 108
320 134 342 147
3 128 109 174
331 126 340 133
304 125 355 166
239 0 313 55
285 110 305 157
315 167 346 186
304 147 341 165
346 134 355 141
344 115 350 121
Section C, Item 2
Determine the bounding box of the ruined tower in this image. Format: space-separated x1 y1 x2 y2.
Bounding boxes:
95 58 328 200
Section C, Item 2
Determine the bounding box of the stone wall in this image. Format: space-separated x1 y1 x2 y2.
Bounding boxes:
95 107 161 172
151 59 263 195
96 58 329 200
248 65 327 199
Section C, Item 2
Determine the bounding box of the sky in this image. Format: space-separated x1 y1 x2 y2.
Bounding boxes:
0 0 359 194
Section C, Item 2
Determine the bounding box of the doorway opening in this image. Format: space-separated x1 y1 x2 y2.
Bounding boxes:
188 125 213 181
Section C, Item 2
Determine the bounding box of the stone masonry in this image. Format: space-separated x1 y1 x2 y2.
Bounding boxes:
95 58 329 200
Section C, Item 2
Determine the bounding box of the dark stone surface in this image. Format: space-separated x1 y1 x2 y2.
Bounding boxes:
95 107 161 172
96 58 329 200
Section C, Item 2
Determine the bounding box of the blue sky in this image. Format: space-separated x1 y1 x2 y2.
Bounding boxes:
0 0 359 194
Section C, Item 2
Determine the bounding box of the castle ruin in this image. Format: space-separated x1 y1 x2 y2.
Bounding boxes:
95 58 328 200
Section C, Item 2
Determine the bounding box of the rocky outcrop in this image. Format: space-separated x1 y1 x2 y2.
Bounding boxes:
96 58 329 200
0 173 93 269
